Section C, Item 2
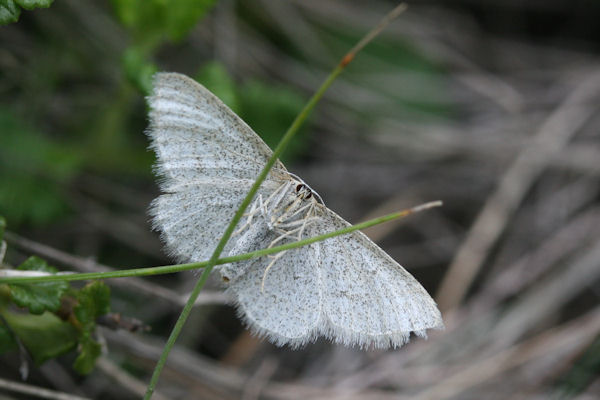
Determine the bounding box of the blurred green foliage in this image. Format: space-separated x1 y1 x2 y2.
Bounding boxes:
196 62 309 162
196 61 240 113
1 254 111 373
318 25 450 122
0 111 83 226
113 0 217 94
111 0 217 44
123 47 159 95
0 323 16 353
238 79 309 161
0 216 5 240
0 0 53 25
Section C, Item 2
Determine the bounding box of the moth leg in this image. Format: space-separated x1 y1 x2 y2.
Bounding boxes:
260 204 320 293
275 197 305 225
287 202 313 219
259 181 292 230
268 181 294 221
260 220 318 292
259 223 303 292
260 251 286 293
258 194 269 222
267 226 302 248
271 181 293 210
275 216 319 230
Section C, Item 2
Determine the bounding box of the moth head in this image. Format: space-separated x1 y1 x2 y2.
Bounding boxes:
295 183 313 200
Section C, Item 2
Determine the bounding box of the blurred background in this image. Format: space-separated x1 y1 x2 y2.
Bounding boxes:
1 0 599 399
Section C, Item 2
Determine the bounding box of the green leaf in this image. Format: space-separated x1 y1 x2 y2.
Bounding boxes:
2 278 111 373
74 281 111 328
2 311 78 365
0 0 54 25
9 256 69 315
73 337 101 375
72 281 110 374
195 61 240 113
14 0 53 11
0 0 20 25
3 281 111 372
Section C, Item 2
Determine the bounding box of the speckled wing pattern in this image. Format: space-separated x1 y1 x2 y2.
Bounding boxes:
220 218 323 347
307 210 443 348
219 206 443 349
147 72 443 349
147 72 286 262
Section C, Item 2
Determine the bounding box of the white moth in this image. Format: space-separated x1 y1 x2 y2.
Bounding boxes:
147 72 443 349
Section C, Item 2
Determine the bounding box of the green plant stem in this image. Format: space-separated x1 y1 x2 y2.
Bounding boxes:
0 201 440 285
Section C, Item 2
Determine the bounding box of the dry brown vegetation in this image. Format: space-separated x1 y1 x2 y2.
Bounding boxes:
1 1 599 399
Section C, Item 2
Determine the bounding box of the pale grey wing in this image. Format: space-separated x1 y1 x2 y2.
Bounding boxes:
147 72 287 262
220 220 322 348
310 207 443 349
150 179 281 263
147 72 286 190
